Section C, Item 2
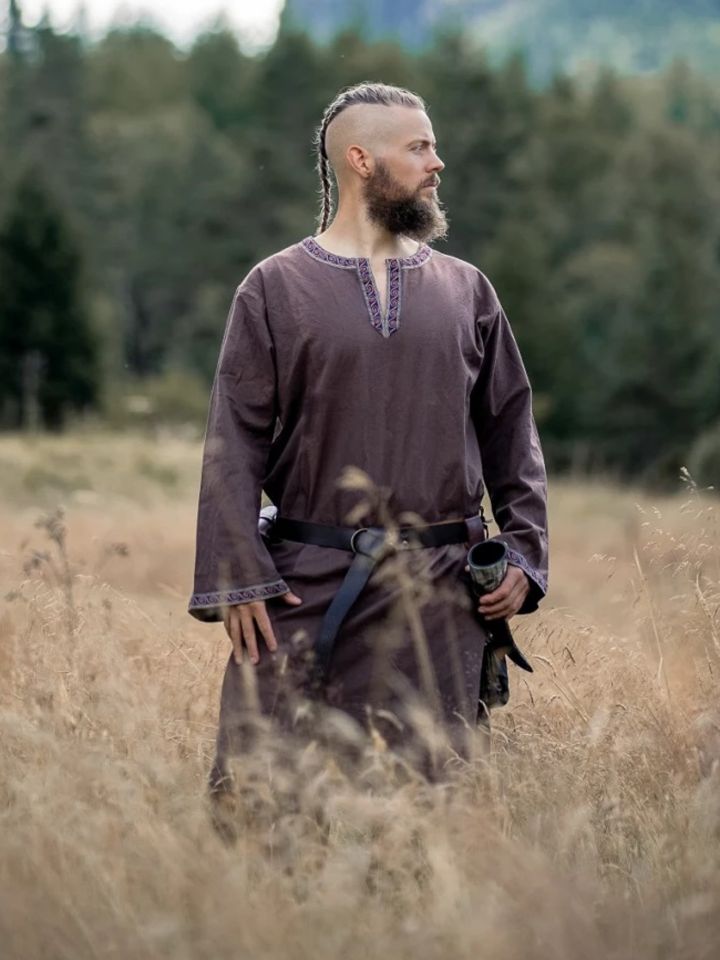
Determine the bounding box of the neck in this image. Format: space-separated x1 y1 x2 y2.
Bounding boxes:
316 200 420 260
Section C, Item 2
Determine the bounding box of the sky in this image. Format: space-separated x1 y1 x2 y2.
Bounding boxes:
18 0 286 50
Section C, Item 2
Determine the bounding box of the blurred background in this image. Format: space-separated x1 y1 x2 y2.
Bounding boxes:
1 0 720 487
2 12 720 955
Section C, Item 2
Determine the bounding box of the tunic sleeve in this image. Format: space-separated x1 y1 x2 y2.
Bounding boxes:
188 271 289 622
470 299 549 614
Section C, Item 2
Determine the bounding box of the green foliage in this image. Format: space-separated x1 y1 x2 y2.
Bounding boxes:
87 27 189 115
1 11 720 487
187 29 254 132
0 171 99 429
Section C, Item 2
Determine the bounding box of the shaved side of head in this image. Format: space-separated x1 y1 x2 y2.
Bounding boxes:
325 103 422 187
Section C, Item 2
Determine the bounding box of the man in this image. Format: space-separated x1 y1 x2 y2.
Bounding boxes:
189 81 549 786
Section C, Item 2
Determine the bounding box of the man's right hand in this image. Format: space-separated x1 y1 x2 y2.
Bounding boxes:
222 591 303 665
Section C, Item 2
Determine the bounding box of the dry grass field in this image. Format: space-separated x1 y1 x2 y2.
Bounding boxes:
1 430 719 959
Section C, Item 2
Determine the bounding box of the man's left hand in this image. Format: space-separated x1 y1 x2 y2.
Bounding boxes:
465 563 530 620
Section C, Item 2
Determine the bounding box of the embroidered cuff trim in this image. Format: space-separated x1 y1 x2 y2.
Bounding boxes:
189 579 289 610
506 548 548 596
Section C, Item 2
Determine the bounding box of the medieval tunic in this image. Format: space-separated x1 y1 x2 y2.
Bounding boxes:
189 235 549 769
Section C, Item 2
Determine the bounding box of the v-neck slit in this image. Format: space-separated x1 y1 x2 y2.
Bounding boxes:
300 236 433 339
357 257 401 338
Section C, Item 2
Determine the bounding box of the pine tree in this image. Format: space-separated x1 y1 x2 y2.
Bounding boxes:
0 171 99 429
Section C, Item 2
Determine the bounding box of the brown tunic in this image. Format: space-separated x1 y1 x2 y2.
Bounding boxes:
189 236 549 772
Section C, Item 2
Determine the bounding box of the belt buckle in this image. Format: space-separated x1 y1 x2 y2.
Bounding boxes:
350 527 369 553
350 526 396 560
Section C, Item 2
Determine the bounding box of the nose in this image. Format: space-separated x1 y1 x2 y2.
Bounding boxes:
428 149 444 174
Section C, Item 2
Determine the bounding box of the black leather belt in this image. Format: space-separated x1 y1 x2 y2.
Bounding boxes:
264 511 481 685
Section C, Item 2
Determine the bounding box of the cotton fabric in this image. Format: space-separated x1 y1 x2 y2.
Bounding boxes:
189 236 549 774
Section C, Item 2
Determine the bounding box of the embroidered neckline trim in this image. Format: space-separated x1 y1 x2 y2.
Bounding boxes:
300 236 432 270
358 257 401 337
299 236 432 338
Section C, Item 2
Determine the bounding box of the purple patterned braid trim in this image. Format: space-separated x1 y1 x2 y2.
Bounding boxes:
300 237 358 269
300 236 431 338
189 578 290 611
386 258 401 333
506 548 548 596
357 257 383 334
356 257 403 336
299 236 432 269
400 245 433 268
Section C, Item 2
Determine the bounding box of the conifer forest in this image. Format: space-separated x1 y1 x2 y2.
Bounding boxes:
2 4 720 485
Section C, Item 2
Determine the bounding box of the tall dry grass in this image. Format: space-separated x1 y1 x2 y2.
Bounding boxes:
0 432 719 959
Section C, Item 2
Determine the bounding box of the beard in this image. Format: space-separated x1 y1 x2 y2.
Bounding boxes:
363 159 449 243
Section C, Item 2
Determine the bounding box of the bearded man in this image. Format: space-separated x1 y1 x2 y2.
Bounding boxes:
189 81 549 786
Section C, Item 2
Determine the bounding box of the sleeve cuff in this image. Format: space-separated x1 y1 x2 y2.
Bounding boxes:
188 578 290 622
506 548 547 615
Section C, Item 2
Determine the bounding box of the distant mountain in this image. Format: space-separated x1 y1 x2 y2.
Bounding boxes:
282 0 452 49
282 0 720 82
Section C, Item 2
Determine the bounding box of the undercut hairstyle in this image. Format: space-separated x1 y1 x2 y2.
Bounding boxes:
313 82 426 235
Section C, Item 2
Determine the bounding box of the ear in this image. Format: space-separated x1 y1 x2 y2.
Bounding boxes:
346 144 372 179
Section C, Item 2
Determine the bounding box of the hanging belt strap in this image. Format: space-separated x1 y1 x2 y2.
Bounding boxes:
270 514 473 683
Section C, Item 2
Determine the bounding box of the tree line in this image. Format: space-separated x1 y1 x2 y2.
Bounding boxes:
1 11 720 487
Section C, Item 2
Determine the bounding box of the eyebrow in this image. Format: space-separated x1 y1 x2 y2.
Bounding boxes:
409 138 438 148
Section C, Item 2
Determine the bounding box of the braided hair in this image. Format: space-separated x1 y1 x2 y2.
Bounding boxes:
313 82 426 235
